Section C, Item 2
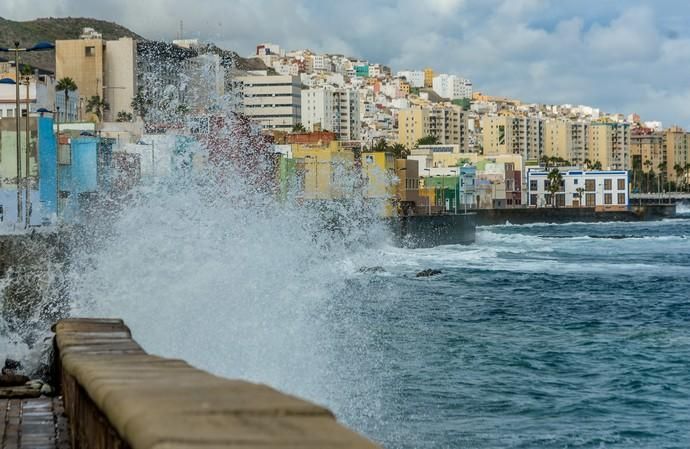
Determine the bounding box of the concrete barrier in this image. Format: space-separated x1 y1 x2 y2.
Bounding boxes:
53 318 380 449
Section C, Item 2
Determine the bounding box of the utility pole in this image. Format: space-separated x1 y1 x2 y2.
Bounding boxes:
24 76 31 227
15 43 22 224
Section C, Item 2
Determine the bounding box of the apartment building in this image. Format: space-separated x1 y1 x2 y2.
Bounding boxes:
237 74 301 132
481 115 544 162
398 105 468 150
543 118 589 165
56 32 137 121
396 70 425 88
587 121 630 170
663 126 689 182
432 74 472 100
527 169 629 208
630 128 665 173
301 86 360 141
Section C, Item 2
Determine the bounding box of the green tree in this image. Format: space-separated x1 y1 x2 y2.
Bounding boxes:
291 122 306 133
116 111 133 122
591 160 602 170
131 89 152 121
85 95 108 122
371 138 389 152
55 77 78 121
416 135 438 146
20 64 32 76
674 163 684 191
389 143 409 158
546 168 563 208
643 159 652 193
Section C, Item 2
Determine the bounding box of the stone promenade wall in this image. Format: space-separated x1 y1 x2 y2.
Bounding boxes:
53 318 380 449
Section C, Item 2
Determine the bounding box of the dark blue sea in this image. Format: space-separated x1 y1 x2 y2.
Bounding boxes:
340 211 690 449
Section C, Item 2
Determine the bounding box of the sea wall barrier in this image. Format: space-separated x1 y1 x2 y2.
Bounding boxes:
52 318 380 449
474 204 676 226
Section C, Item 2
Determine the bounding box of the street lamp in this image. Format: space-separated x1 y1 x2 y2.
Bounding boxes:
0 41 55 224
449 169 457 214
423 168 431 214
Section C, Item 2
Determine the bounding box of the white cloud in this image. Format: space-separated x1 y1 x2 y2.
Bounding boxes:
3 0 690 127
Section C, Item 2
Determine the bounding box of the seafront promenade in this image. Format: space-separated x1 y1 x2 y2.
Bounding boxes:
1 318 379 449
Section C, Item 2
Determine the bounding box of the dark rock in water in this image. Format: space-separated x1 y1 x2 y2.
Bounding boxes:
416 269 442 277
3 358 22 374
358 266 386 273
0 373 29 387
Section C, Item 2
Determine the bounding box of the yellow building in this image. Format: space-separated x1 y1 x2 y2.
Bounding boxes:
423 68 434 88
663 126 689 181
56 36 137 121
587 121 630 170
630 131 665 173
398 105 468 150
398 108 429 149
291 141 355 200
481 115 543 161
543 118 589 165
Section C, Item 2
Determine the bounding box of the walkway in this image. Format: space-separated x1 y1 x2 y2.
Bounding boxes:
0 397 70 449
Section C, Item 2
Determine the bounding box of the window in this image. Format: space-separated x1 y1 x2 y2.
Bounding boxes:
618 193 626 205
604 179 612 190
530 194 537 205
604 193 612 204
545 194 552 205
586 193 595 206
585 179 595 191
85 46 96 57
544 180 551 190
556 194 566 207
617 179 625 190
574 179 579 185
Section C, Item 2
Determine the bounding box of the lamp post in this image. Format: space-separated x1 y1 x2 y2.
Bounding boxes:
450 169 457 214
423 168 431 215
23 76 31 227
0 41 55 225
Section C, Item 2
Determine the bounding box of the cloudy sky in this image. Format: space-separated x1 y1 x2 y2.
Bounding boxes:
5 0 690 127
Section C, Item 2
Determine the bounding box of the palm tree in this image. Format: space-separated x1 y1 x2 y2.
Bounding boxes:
291 122 306 133
85 95 108 122
389 143 409 158
591 160 602 170
643 159 652 193
674 164 684 192
658 161 667 193
546 168 563 208
416 135 438 146
575 187 585 207
371 138 388 152
56 77 77 122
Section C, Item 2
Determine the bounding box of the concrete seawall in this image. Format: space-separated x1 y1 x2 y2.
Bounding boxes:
53 318 380 449
475 204 676 226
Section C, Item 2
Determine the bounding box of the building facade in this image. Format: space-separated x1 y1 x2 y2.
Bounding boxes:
527 169 629 208
432 74 472 100
237 74 301 132
301 87 360 141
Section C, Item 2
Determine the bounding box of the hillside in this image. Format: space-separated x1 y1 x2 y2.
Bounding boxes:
0 16 267 73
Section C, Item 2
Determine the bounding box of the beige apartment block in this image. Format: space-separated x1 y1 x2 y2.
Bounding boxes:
543 118 589 164
630 131 665 173
587 121 630 170
398 105 468 150
398 108 430 149
663 126 689 181
481 115 543 162
56 36 137 121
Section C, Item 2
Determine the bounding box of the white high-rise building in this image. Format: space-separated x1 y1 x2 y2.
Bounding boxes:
396 70 425 88
432 74 473 100
301 86 360 141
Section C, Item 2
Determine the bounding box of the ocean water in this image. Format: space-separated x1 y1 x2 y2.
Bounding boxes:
343 214 690 448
